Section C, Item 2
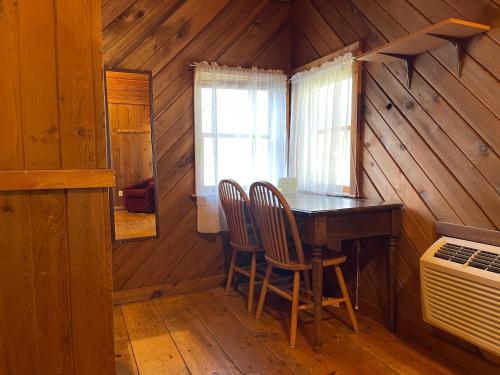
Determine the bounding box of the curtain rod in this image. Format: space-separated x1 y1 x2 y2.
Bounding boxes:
188 62 293 80
188 55 355 79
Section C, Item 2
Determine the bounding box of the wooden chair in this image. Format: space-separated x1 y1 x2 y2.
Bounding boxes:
219 179 264 313
249 181 358 347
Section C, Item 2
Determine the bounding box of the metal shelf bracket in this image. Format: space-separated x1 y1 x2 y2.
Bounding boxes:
426 33 465 76
378 52 416 89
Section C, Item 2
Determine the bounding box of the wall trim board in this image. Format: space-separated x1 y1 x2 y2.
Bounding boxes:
0 169 115 191
112 274 226 305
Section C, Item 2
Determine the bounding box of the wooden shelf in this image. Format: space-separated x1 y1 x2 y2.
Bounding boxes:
357 18 490 87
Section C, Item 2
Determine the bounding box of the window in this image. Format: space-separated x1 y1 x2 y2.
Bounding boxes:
200 87 273 187
194 62 287 232
289 47 359 196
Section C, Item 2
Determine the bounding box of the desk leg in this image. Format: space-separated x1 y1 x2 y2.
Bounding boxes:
388 236 398 331
312 247 323 352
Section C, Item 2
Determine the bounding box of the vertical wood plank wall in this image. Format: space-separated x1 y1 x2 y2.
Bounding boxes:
291 0 499 368
103 0 292 296
0 1 114 375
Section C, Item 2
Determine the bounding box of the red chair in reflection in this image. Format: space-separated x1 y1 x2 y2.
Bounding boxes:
124 178 155 213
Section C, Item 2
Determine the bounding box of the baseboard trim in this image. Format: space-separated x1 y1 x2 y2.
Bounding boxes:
113 274 226 305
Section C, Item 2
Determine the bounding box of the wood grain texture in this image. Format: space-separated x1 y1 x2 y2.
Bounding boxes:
155 295 240 374
103 0 292 293
103 0 499 369
112 274 226 305
0 169 115 191
121 301 189 374
113 306 139 375
115 288 493 374
0 1 114 374
291 0 499 370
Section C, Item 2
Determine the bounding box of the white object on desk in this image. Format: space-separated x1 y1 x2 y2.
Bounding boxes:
278 177 298 193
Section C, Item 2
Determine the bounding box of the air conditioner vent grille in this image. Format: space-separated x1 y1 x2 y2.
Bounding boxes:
434 243 476 264
433 243 500 274
469 251 500 274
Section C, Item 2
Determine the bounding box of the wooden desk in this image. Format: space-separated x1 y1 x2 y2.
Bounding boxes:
283 193 403 352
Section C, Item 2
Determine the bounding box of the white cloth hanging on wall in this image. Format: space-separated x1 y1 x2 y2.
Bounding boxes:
289 53 353 195
193 62 287 233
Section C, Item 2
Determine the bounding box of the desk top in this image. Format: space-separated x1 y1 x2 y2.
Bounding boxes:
283 192 402 217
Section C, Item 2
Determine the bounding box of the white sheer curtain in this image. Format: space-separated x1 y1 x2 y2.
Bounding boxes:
289 53 353 195
194 62 287 233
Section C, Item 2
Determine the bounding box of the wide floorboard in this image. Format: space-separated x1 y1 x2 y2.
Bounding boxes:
114 287 467 374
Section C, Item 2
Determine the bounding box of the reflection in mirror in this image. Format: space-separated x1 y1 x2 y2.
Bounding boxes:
105 69 159 242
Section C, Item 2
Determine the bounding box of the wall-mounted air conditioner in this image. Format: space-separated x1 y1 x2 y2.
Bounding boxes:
420 236 500 355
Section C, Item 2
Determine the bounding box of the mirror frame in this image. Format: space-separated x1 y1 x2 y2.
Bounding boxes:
103 67 160 243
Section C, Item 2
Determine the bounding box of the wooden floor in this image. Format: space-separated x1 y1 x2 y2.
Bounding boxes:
114 210 156 240
114 287 470 374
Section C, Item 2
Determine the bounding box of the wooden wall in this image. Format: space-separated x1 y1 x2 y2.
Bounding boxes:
103 0 499 368
291 0 499 371
0 1 114 374
102 0 292 300
106 71 153 208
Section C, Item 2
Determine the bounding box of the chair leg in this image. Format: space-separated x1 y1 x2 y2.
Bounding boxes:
247 252 257 314
290 271 301 347
255 263 272 319
334 265 359 333
225 249 237 295
303 270 311 301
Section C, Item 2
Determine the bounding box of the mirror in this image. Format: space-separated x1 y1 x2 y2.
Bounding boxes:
104 69 159 242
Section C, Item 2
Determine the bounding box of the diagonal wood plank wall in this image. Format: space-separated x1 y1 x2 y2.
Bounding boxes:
102 0 292 297
291 0 499 369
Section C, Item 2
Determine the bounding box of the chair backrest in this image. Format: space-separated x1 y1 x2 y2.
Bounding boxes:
218 179 256 249
249 181 305 266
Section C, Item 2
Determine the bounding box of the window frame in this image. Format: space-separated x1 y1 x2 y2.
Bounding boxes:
289 41 362 196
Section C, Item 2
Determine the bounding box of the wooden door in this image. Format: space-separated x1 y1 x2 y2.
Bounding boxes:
0 1 114 374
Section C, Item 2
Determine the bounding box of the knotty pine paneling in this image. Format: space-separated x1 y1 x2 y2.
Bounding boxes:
0 1 114 374
103 0 291 294
292 0 499 371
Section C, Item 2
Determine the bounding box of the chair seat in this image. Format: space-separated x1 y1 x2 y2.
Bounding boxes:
286 248 346 269
232 244 264 253
125 189 148 198
265 248 346 270
303 248 346 267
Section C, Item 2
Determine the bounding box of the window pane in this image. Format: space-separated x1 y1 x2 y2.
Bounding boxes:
201 88 213 133
255 138 270 180
216 89 251 135
217 137 252 186
256 90 269 136
199 88 281 188
203 137 215 186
